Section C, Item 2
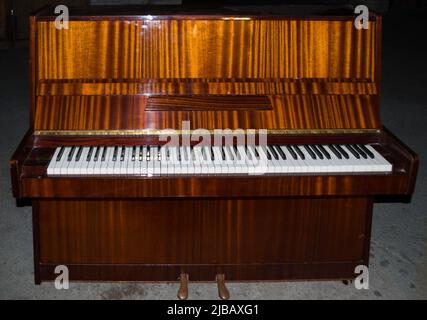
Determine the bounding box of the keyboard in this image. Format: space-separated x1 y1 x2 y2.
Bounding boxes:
47 144 392 176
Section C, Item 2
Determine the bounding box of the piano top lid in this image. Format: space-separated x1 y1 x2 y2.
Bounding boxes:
34 4 379 20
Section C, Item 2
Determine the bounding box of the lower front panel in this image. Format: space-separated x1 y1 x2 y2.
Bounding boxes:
33 197 372 282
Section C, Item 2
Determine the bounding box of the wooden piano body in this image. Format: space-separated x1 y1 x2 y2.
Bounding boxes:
10 6 418 285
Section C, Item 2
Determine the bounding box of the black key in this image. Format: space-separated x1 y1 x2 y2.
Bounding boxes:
56 147 65 161
112 146 118 162
274 146 286 160
86 146 94 161
253 146 260 159
328 145 342 159
210 147 215 161
220 147 226 161
311 145 324 160
335 145 349 159
304 145 316 160
131 146 136 161
268 145 279 160
101 147 107 162
165 147 170 161
286 146 298 160
360 144 375 159
156 147 161 161
318 145 331 159
293 146 305 160
94 146 101 162
264 146 272 160
345 145 360 159
67 146 76 161
147 146 152 161
178 147 182 162
352 144 367 159
120 146 126 161
139 146 143 161
75 146 83 162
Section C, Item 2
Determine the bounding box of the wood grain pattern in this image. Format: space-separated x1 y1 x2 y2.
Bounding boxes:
37 79 378 96
36 19 377 81
36 198 369 267
34 94 380 131
32 17 381 135
145 95 272 111
9 9 420 286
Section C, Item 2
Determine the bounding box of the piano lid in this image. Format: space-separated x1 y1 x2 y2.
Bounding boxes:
34 4 378 20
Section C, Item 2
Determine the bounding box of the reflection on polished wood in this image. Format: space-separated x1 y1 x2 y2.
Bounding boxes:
37 20 377 81
9 6 418 287
34 95 381 131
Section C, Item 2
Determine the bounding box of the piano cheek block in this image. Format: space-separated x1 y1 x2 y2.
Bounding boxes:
10 6 419 289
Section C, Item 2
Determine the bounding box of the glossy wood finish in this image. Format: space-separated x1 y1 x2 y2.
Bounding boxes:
32 16 381 134
36 20 378 81
9 7 419 285
145 95 272 111
34 197 372 281
34 95 380 131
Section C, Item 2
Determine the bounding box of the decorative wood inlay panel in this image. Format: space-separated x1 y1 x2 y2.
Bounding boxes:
146 95 272 111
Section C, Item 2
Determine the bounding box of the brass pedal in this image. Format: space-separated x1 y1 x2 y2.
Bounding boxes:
177 273 189 300
216 274 230 300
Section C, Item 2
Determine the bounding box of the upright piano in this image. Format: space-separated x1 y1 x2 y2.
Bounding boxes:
10 5 418 299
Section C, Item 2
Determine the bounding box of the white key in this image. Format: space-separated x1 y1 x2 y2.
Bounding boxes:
224 146 237 174
93 147 104 175
204 147 216 174
101 147 113 174
171 147 181 174
64 147 78 175
66 147 80 175
364 145 392 172
211 146 223 174
86 147 97 175
193 147 203 174
75 147 89 175
255 146 273 173
140 146 148 176
327 146 350 173
271 145 288 173
128 147 137 175
159 146 168 175
47 147 62 175
112 147 121 175
179 146 188 174
235 146 249 174
248 145 267 175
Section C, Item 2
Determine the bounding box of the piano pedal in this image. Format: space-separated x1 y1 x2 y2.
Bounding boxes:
216 274 230 300
177 273 189 300
342 279 353 286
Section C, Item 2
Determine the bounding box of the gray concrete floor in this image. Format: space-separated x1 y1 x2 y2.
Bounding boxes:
0 10 426 299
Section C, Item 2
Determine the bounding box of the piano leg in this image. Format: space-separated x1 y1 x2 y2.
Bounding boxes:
31 197 373 283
